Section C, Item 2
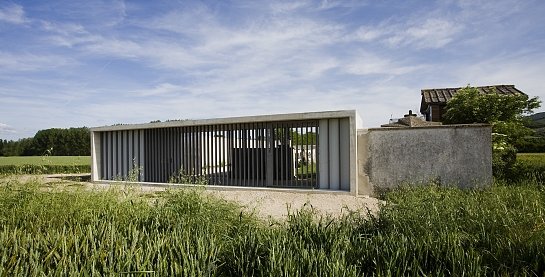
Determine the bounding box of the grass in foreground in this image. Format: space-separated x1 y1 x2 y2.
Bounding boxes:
0 175 544 276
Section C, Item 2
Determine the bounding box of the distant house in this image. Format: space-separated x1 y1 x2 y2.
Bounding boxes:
420 85 526 122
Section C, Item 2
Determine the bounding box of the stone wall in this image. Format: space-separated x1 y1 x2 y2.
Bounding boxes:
357 124 492 195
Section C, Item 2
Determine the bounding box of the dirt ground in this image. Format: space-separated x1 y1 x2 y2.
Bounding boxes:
8 174 383 221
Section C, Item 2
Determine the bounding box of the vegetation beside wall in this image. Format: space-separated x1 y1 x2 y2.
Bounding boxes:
442 85 541 176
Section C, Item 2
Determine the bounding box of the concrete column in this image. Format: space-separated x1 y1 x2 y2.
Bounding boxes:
90 131 101 182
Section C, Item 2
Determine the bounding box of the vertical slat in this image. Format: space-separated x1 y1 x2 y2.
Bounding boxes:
111 132 117 179
340 118 351 191
318 119 329 189
153 129 157 182
189 126 193 177
296 122 301 187
128 130 133 173
221 124 225 185
123 131 128 179
174 127 179 181
228 125 232 183
215 125 218 184
281 123 285 185
169 128 173 179
108 132 113 179
266 123 273 187
117 131 122 179
244 125 249 186
282 123 286 185
161 128 165 182
224 124 228 185
178 127 182 178
139 130 144 182
236 124 241 186
329 119 340 190
246 125 251 186
312 121 316 187
182 127 187 176
101 132 106 180
206 125 209 180
199 125 203 177
304 121 312 185
312 121 317 188
258 124 263 186
151 129 155 182
118 131 123 179
147 129 151 182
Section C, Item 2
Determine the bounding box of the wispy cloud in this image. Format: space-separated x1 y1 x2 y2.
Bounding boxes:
0 123 17 135
343 51 425 75
0 51 77 71
135 83 186 97
0 3 29 24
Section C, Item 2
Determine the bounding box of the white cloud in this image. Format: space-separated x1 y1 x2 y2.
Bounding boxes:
0 123 17 135
347 26 385 42
404 18 462 48
270 1 308 14
135 83 185 97
381 18 463 49
0 3 29 24
343 52 425 75
0 51 77 71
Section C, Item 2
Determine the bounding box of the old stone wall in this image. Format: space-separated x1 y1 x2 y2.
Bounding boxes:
357 124 492 195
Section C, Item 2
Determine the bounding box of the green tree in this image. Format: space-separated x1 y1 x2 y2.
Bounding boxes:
29 127 90 156
443 85 541 175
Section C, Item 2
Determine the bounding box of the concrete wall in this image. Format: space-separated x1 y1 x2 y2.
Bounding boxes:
357 124 492 195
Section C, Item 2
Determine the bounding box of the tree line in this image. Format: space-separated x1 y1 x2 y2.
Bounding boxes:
0 127 90 156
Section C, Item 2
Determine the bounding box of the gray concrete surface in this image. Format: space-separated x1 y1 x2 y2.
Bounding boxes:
357 124 492 195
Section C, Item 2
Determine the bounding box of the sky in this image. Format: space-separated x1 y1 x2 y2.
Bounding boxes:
1 0 545 140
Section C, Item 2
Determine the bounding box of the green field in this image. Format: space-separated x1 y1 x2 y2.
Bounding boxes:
0 156 91 174
0 156 91 166
517 153 545 166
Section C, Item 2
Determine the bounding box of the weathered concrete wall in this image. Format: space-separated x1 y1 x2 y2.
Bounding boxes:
357 124 492 195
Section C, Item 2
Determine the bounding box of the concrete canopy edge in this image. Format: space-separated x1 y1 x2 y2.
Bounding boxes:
90 110 359 132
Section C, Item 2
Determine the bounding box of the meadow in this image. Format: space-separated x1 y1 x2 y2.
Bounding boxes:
0 156 90 175
0 155 544 276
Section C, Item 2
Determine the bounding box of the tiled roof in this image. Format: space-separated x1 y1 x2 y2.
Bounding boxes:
421 85 525 104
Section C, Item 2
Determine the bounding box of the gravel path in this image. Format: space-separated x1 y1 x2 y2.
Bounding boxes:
208 189 382 220
20 174 383 221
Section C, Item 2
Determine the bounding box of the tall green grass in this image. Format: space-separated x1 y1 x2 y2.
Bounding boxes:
1 174 544 276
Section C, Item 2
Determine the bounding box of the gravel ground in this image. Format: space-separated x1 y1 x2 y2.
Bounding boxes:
208 189 382 220
14 174 383 221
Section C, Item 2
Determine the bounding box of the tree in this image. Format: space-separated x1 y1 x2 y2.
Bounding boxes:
30 127 90 156
443 85 541 175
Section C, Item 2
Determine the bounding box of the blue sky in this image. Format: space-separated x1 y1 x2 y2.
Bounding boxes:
1 0 545 140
